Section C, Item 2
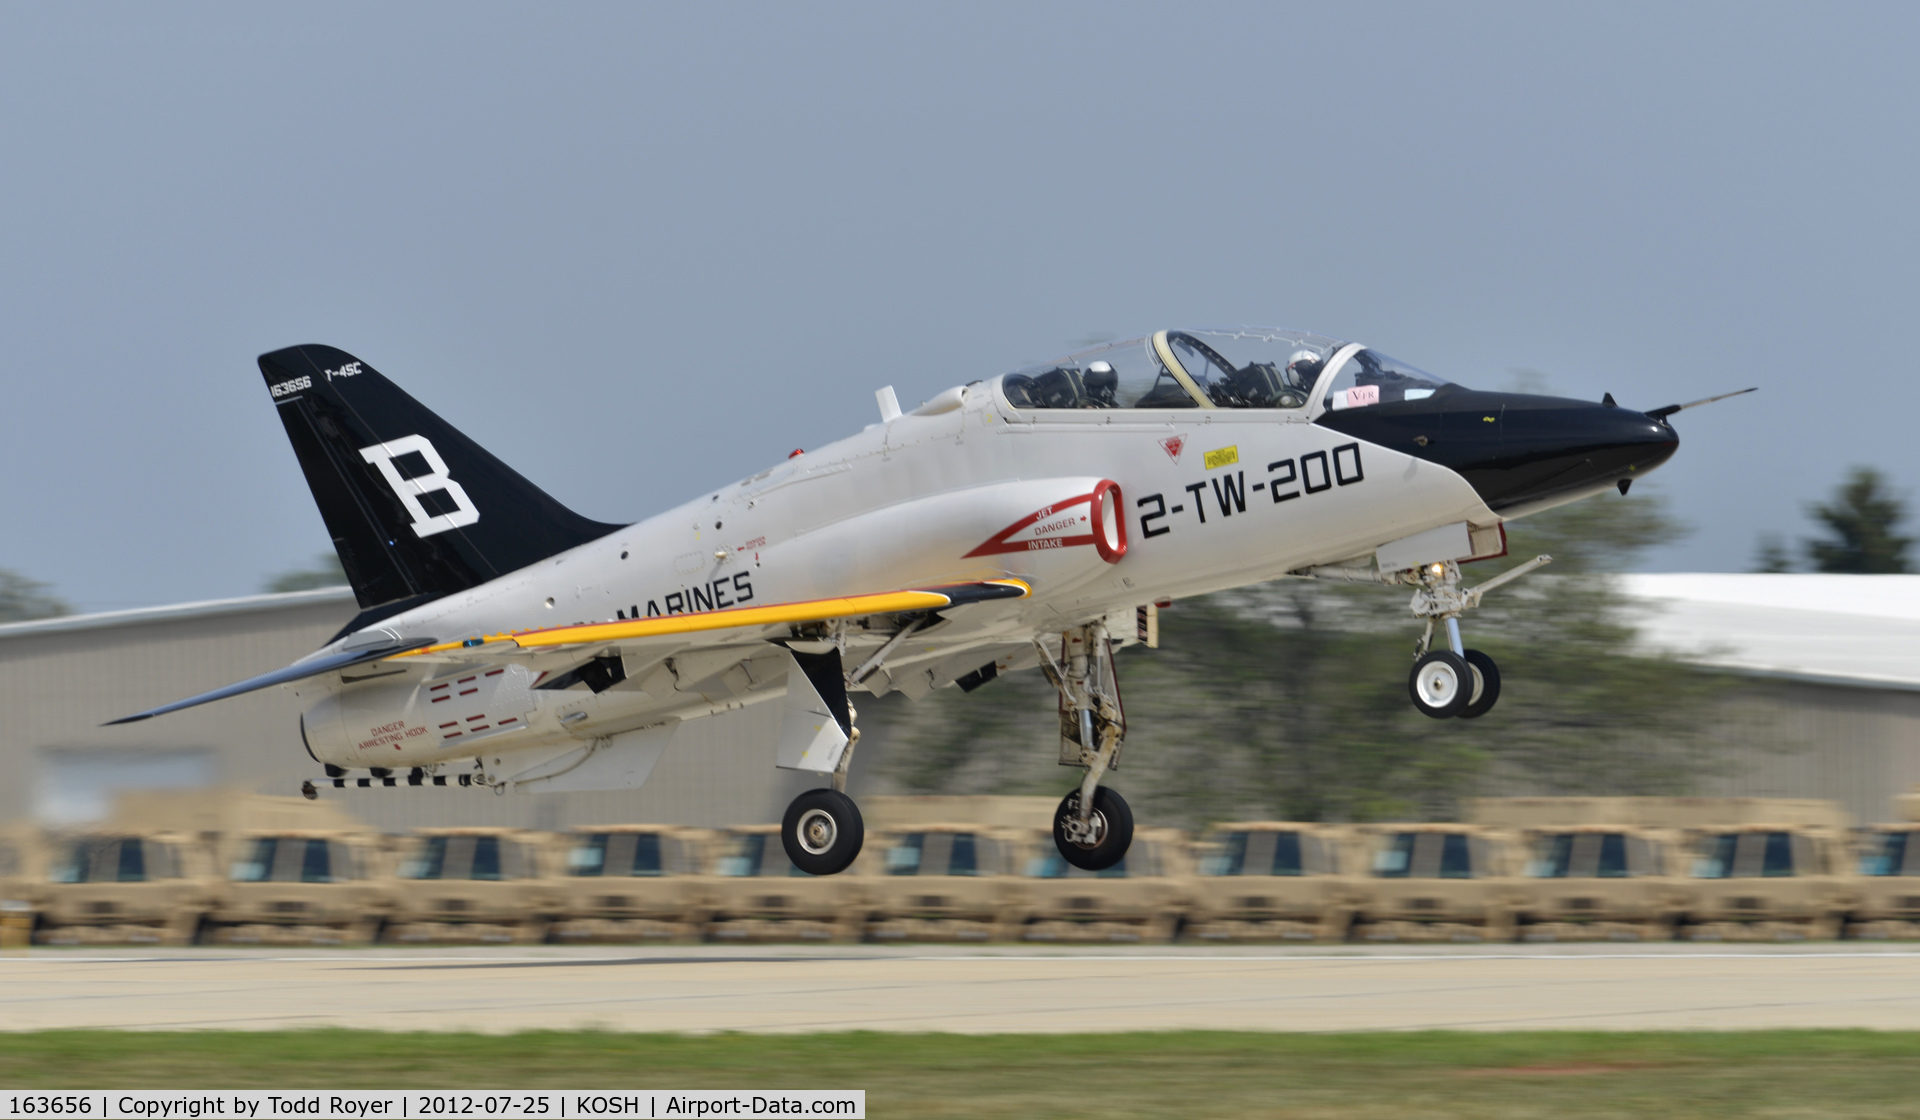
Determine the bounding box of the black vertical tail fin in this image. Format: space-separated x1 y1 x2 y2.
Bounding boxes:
259 345 622 626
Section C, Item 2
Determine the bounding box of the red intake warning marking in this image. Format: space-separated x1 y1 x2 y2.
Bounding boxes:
1159 436 1185 463
965 493 1097 558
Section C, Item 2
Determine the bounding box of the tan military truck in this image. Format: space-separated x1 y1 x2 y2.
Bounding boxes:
33 831 219 945
1512 825 1690 941
1849 791 1920 938
702 825 870 942
1013 826 1192 943
1469 796 1850 831
1850 824 1920 938
864 824 1023 943
0 825 43 950
1470 796 1858 942
1351 823 1527 942
1183 822 1360 943
386 828 558 944
1847 789 1920 938
549 825 714 943
863 796 1057 832
1679 824 1858 941
206 829 397 945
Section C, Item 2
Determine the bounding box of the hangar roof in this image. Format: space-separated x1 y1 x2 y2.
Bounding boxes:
1623 573 1920 691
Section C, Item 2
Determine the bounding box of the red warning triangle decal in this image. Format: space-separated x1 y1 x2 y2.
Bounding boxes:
1159 436 1185 463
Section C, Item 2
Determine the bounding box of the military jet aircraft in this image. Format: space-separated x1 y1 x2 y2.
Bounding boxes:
111 328 1734 874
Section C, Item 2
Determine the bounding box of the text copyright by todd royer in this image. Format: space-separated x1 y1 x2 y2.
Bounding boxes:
1 1093 862 1120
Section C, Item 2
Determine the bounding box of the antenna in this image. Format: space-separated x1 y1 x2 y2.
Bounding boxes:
1646 386 1757 420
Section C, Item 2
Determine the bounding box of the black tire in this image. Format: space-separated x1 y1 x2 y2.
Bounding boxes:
782 788 865 875
1456 649 1501 719
1052 786 1134 871
1408 650 1472 718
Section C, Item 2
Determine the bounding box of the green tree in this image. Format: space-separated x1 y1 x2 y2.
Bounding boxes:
1752 533 1794 573
264 553 348 593
1805 466 1911 573
867 489 1732 825
0 568 73 622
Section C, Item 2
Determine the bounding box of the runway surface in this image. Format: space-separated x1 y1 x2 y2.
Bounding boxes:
6 943 1920 1033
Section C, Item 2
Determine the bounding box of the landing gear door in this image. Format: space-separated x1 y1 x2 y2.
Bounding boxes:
775 649 852 774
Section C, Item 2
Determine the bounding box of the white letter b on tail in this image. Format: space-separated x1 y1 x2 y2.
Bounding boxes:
359 434 480 537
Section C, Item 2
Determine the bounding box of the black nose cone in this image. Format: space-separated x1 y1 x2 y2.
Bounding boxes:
1314 389 1679 513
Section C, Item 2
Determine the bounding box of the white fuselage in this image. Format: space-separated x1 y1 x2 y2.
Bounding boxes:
293 379 1496 776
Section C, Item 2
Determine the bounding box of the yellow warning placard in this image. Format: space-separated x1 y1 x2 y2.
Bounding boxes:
1203 445 1239 470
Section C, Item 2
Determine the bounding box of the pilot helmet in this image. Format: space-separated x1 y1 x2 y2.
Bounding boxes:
1285 349 1324 384
1083 360 1119 403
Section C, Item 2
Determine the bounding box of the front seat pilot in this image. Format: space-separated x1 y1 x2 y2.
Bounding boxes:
1084 360 1119 407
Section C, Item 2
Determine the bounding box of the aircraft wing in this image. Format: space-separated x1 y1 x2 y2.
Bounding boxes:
395 578 1031 661
103 579 1030 724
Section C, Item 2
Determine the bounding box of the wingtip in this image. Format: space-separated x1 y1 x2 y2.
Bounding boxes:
101 713 153 726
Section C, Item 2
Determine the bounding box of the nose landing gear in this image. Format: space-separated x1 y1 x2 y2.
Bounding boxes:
1405 555 1549 720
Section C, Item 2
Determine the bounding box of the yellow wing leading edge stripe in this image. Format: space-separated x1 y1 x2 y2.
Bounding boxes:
391 578 1032 659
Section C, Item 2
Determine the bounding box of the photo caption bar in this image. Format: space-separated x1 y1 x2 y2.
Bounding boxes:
1 1093 863 1119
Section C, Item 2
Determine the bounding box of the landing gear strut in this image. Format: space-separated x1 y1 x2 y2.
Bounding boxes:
779 669 866 876
1037 625 1133 871
1405 556 1548 719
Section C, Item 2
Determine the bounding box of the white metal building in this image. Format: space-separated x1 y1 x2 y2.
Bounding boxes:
0 588 830 830
1625 573 1920 822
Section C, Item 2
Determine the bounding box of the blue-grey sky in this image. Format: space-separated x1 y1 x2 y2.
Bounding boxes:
3 2 1914 611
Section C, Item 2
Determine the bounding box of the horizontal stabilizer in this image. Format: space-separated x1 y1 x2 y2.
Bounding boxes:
103 638 434 725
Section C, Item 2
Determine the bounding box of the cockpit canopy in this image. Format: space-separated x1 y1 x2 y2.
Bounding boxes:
997 327 1456 413
1321 348 1454 412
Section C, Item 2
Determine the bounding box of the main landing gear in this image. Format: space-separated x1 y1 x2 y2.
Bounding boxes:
780 700 866 875
1036 624 1134 871
1404 555 1551 720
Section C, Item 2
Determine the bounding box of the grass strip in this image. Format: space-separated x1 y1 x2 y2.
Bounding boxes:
0 1030 1918 1118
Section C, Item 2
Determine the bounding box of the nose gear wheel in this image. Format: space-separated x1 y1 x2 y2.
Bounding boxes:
1410 649 1471 718
1456 648 1502 719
